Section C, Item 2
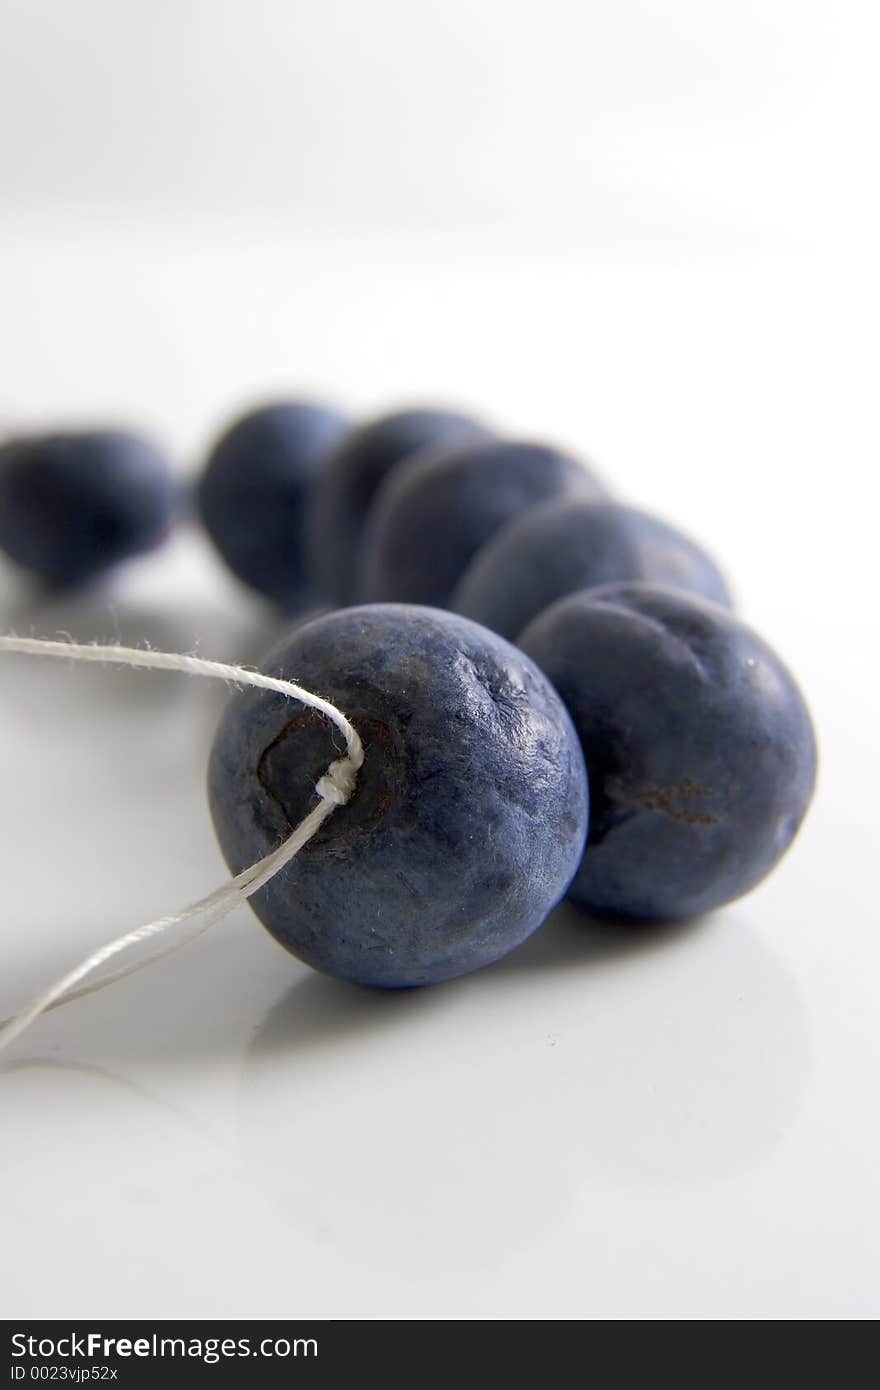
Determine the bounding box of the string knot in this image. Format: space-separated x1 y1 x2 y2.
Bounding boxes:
315 755 359 807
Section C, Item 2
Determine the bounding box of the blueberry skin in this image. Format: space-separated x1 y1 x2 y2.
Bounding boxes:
624 508 732 609
518 583 816 921
452 498 732 639
0 430 176 587
305 408 488 605
359 439 605 608
197 401 349 608
208 604 589 987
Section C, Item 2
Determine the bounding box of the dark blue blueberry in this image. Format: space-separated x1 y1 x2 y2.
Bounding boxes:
197 400 349 608
0 430 176 587
208 604 589 987
359 439 605 607
452 498 732 638
518 583 816 921
305 407 488 605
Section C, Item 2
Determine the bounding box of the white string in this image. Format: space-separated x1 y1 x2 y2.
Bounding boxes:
0 635 364 1054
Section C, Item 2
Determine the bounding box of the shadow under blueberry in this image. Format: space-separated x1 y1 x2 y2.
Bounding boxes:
0 887 812 1278
486 898 708 973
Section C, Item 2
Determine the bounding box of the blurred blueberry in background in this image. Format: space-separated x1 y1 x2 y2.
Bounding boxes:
198 400 348 609
359 438 605 607
0 429 177 588
306 407 488 605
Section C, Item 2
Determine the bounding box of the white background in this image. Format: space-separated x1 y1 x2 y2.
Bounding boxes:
0 1 877 1319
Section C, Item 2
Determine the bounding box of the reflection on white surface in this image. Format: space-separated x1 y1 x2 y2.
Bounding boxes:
0 896 815 1317
239 908 810 1273
0 531 286 671
0 544 871 1316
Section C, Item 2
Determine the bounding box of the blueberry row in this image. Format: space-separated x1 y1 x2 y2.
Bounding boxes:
197 399 812 979
0 401 817 986
0 400 730 628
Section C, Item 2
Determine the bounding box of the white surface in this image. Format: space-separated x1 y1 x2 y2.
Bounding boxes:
0 0 878 1321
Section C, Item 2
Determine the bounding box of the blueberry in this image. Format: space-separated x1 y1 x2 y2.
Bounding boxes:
0 430 176 587
452 498 732 639
359 439 605 608
197 400 348 608
305 408 488 605
518 583 816 921
208 604 589 987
